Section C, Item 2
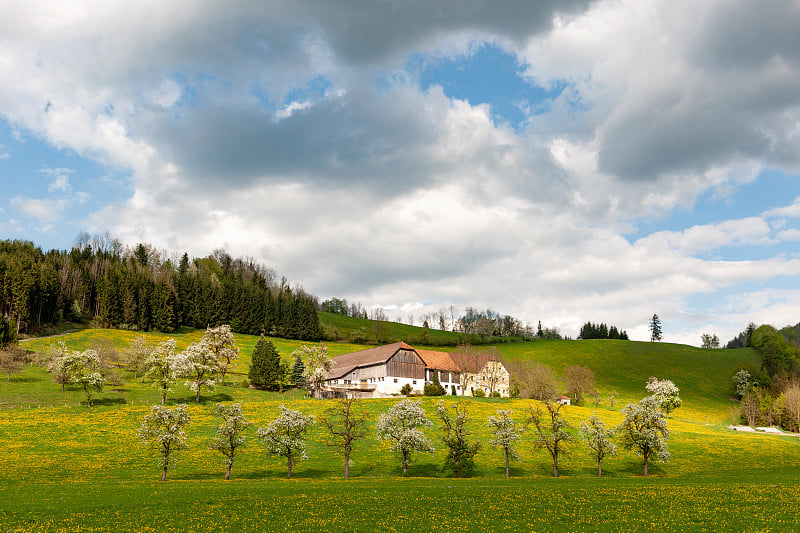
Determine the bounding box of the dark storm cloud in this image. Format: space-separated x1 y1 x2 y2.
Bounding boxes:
287 0 596 64
594 0 800 182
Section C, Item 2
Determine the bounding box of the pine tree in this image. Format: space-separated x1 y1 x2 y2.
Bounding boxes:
249 336 282 390
291 353 306 390
649 314 663 342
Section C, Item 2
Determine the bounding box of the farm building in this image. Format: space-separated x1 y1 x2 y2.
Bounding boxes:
462 357 511 398
324 342 510 397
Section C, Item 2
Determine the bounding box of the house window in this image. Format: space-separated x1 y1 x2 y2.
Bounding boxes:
394 378 398 383
413 380 417 385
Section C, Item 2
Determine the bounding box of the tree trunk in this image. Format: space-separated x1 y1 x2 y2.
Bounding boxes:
552 449 558 477
161 386 166 406
287 458 292 479
643 456 649 477
85 385 92 407
402 451 409 476
598 458 602 477
61 381 65 393
195 383 201 403
225 463 231 480
505 451 510 478
161 453 169 481
344 453 350 479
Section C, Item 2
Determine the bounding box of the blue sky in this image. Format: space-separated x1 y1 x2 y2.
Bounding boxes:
1 0 800 345
1 119 132 248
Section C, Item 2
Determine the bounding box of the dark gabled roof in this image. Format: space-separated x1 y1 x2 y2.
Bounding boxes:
326 342 415 380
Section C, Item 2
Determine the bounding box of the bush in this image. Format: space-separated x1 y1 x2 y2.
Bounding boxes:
492 391 501 398
348 327 370 344
472 389 486 398
323 325 341 341
400 384 412 396
424 382 446 396
424 371 446 396
240 379 249 388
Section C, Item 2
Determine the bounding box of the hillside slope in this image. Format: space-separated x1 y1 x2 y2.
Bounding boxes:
318 311 516 345
490 340 759 421
18 328 758 423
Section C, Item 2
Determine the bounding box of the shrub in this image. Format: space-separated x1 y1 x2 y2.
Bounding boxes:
240 379 249 388
348 327 369 344
424 382 445 396
424 371 446 396
492 391 501 398
400 383 412 396
473 389 486 398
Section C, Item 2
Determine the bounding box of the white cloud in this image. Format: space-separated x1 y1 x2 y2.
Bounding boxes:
47 174 71 193
2 0 800 344
10 196 64 222
764 197 800 219
635 218 776 255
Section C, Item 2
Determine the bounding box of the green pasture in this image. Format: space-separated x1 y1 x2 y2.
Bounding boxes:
319 310 468 344
2 328 797 531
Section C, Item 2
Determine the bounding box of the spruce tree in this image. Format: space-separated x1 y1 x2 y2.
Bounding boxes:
249 336 282 390
649 314 663 342
291 353 306 390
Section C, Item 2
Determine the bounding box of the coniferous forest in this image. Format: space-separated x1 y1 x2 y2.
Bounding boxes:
0 238 322 340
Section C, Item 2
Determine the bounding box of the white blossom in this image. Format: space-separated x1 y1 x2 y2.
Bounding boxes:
376 399 434 475
50 345 105 406
257 405 314 478
731 369 754 398
209 403 252 480
578 414 617 477
203 325 239 382
177 341 220 402
488 409 523 478
645 377 682 417
136 404 192 481
295 343 332 396
143 338 181 405
617 396 670 477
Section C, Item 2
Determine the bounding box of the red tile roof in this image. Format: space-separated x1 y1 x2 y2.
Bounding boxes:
417 349 460 372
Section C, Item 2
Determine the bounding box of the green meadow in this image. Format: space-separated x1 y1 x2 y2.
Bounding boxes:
2 328 798 531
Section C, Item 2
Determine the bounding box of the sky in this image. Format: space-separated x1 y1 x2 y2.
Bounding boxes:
1 0 800 345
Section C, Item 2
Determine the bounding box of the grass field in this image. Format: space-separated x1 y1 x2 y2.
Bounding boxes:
2 328 797 531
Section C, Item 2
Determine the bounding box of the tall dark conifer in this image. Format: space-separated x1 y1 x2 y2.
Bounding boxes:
249 336 282 390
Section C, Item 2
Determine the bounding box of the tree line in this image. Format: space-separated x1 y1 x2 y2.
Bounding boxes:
0 237 322 340
320 297 565 341
138 394 672 482
578 321 629 340
730 323 800 432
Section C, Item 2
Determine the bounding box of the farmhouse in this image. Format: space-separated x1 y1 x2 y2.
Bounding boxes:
325 342 426 396
417 349 463 395
462 357 511 397
325 342 510 397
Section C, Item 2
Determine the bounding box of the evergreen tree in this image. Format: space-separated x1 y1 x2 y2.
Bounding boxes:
291 353 306 390
424 370 446 396
0 316 18 348
649 314 663 342
249 336 282 390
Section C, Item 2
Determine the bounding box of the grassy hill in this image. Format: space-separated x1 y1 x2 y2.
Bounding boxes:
318 310 518 346
494 339 758 422
3 328 798 531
